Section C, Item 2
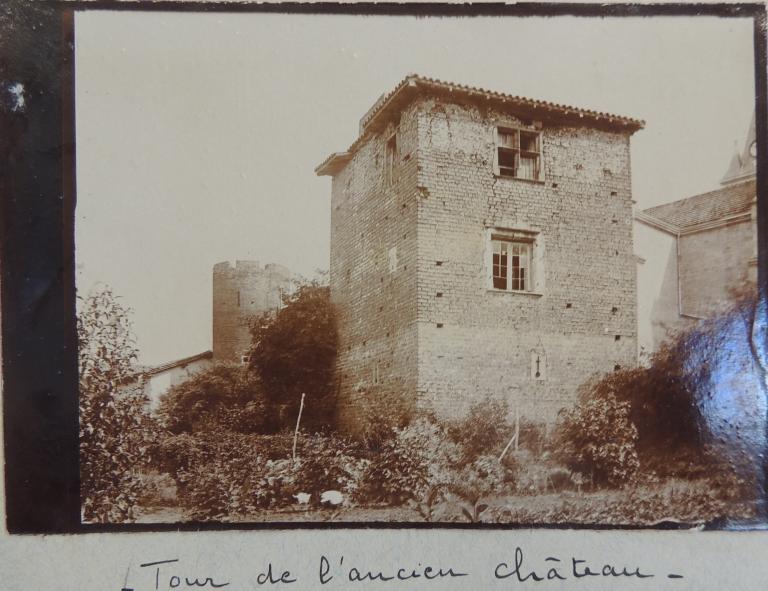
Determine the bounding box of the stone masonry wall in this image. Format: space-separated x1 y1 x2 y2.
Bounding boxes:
212 260 293 363
414 95 638 424
329 102 421 434
678 221 755 318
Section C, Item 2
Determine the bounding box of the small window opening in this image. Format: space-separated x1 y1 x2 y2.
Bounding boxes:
497 127 542 181
385 133 397 186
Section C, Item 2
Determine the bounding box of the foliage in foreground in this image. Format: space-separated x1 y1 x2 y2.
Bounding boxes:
155 431 367 519
78 286 156 523
553 382 640 487
554 290 765 491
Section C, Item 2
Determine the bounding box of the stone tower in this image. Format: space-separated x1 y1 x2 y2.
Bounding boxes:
316 74 643 433
212 260 294 363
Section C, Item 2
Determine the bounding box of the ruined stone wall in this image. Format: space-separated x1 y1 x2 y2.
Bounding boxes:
329 103 421 433
212 261 293 363
414 96 638 424
678 221 755 318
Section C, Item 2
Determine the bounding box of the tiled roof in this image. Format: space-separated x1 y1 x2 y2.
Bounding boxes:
642 179 756 230
359 74 645 134
317 74 644 176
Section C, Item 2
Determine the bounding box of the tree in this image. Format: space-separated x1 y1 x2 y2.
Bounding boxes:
247 279 337 430
78 286 155 523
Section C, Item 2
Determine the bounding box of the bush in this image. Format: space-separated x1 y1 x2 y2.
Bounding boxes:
357 419 451 505
157 364 271 434
553 383 640 487
571 289 764 488
156 430 368 519
446 398 514 463
358 405 517 509
291 432 368 506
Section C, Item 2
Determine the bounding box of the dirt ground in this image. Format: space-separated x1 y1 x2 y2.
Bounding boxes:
134 476 757 526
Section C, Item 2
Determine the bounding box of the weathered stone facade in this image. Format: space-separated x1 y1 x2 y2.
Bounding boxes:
212 260 294 363
678 217 755 318
318 76 643 432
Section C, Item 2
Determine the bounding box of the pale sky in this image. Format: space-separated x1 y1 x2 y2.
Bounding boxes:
74 11 756 366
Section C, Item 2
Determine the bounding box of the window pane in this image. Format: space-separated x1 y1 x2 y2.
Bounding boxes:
498 130 518 148
518 155 538 180
520 131 539 152
492 241 507 289
498 148 517 170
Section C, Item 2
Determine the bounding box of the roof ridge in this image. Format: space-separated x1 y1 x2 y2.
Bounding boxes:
359 73 645 132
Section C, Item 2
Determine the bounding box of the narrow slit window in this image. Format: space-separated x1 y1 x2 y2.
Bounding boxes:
385 133 397 186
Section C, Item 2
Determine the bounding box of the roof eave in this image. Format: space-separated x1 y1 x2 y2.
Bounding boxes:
315 152 352 177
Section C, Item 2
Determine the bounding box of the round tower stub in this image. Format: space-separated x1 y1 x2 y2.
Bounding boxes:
212 260 294 363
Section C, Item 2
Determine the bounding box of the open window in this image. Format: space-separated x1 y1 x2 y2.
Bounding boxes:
495 127 542 181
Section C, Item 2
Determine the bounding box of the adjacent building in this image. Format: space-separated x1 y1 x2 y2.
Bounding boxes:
634 115 758 356
317 75 644 432
138 350 214 412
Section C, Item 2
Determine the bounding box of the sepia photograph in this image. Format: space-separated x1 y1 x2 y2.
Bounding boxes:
71 9 765 527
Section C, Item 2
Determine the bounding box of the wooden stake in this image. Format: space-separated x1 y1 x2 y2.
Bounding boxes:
499 403 521 462
292 392 305 462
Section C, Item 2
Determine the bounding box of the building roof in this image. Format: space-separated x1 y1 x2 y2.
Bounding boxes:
317 74 645 176
144 350 213 377
641 178 756 232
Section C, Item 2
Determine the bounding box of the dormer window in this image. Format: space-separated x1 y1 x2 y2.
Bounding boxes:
495 127 542 181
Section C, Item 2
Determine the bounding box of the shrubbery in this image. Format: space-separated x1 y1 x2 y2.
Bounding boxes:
553 383 640 487
356 400 517 517
155 431 368 519
157 364 271 434
553 289 764 493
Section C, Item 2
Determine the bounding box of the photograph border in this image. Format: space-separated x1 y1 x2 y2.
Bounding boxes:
1 0 766 534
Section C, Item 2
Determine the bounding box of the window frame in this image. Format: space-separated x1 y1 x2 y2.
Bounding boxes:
486 228 543 295
494 125 543 182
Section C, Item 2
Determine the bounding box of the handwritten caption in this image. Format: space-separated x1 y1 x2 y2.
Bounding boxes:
120 547 683 589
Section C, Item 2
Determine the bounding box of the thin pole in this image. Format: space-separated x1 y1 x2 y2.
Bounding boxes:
514 403 519 452
292 392 305 462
